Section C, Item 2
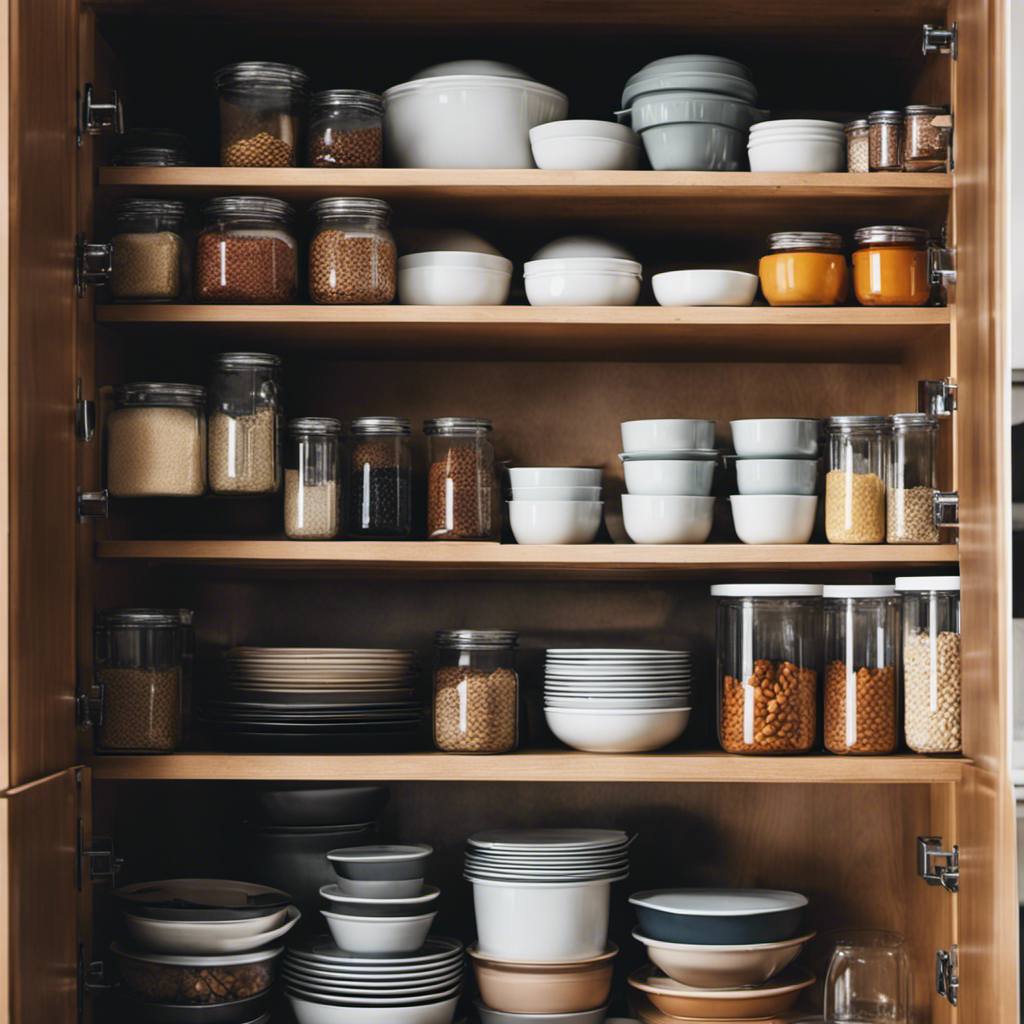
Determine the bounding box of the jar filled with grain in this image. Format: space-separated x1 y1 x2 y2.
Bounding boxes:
348 416 412 538
867 110 903 171
424 417 498 541
713 584 821 755
208 353 283 495
825 415 889 544
887 413 940 543
308 197 395 304
285 417 342 539
433 629 518 753
93 608 193 753
822 585 900 754
108 198 187 301
844 119 870 173
215 61 308 167
196 197 298 304
852 226 932 307
903 105 951 172
308 90 384 168
107 383 207 497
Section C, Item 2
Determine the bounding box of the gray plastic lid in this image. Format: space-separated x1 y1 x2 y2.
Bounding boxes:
213 352 281 369
822 585 897 599
112 383 205 408
711 584 823 598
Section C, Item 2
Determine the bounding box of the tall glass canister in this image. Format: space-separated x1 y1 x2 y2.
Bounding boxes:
825 416 889 544
348 417 412 538
424 418 497 540
284 417 342 540
887 413 939 543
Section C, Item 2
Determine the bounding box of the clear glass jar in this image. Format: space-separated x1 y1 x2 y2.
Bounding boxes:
712 584 821 755
208 353 283 495
844 119 869 173
823 586 900 754
758 232 848 306
903 105 950 172
424 418 497 541
887 413 939 543
113 128 191 167
285 417 342 539
308 197 395 304
108 198 187 301
215 61 308 167
852 226 931 307
348 417 412 538
824 931 909 1024
107 383 206 497
93 608 193 753
433 630 519 753
867 110 903 171
896 576 961 753
308 90 384 168
196 197 298 304
825 416 888 544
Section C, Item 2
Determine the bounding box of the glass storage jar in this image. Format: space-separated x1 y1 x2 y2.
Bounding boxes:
424 418 497 541
285 417 342 539
113 128 191 167
93 608 193 753
825 416 888 544
867 110 903 171
852 226 931 307
196 196 298 304
215 61 308 167
108 198 187 301
896 576 961 753
107 383 206 497
822 586 900 754
903 105 950 172
308 197 395 304
824 931 910 1024
348 417 412 538
712 584 821 755
433 630 519 753
887 413 939 543
208 353 283 495
758 232 848 306
844 119 870 173
308 90 385 167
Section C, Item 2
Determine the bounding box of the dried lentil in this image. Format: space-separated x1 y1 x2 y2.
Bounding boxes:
823 661 897 754
208 408 279 493
904 631 961 752
903 107 949 172
720 659 816 754
434 665 518 752
349 440 410 537
309 124 383 167
887 485 939 543
284 469 338 539
118 957 275 1004
110 231 184 299
309 230 395 304
94 667 181 752
868 112 903 171
196 232 297 303
107 406 206 497
427 445 493 540
222 129 296 168
825 470 886 543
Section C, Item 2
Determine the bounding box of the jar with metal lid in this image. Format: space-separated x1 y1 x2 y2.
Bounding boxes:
107 383 207 497
308 90 385 168
113 128 191 166
712 584 821 755
903 105 950 172
887 413 940 543
844 119 869 173
196 197 298 304
208 353 283 495
852 226 931 307
93 608 193 753
108 199 187 301
285 417 342 539
895 576 960 753
825 416 889 544
823 586 900 754
424 418 497 541
867 110 903 171
433 630 519 753
758 232 848 306
215 61 309 167
348 417 412 538
309 197 396 304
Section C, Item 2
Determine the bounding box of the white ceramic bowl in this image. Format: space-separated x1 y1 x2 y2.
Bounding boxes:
409 230 502 255
748 130 845 143
747 137 845 172
545 697 686 710
320 910 438 954
524 267 641 307
333 877 426 899
623 458 714 496
734 459 817 496
398 263 512 305
652 269 757 307
510 486 603 501
475 1000 609 1024
622 71 758 107
621 419 715 453
639 122 746 171
749 118 844 133
288 992 459 1024
623 91 764 133
729 418 820 458
545 706 690 753
399 250 510 271
123 906 297 955
319 883 440 917
508 500 603 545
508 467 603 488
630 54 752 80
412 60 532 79
530 121 641 170
532 236 635 260
284 971 459 997
730 494 818 544
531 119 639 144
621 494 715 544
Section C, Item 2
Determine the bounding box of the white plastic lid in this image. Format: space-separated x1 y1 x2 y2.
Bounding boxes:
822 585 897 598
711 584 823 598
894 576 960 592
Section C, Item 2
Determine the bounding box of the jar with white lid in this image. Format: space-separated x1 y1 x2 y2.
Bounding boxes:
308 197 395 304
285 417 342 540
108 199 187 301
825 416 889 544
887 413 940 543
308 90 385 167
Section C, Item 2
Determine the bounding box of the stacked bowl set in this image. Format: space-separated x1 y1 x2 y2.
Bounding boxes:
507 465 605 545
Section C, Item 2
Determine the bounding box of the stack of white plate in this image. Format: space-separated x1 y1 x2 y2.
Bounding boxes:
747 119 846 171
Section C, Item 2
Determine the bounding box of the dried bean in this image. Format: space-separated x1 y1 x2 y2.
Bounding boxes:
196 232 297 303
208 409 279 494
823 661 897 754
434 665 518 752
107 406 206 497
825 469 886 543
94 667 181 752
904 631 961 752
110 232 184 299
720 659 816 754
309 124 383 167
309 230 395 304
427 445 493 540
118 957 275 1005
886 485 939 543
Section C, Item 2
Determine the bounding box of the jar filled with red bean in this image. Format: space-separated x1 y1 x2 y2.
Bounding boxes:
308 197 395 304
424 417 498 541
308 90 384 167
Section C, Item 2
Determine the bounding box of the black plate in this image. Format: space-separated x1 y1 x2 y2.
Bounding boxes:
205 728 422 753
116 989 272 1024
114 879 291 921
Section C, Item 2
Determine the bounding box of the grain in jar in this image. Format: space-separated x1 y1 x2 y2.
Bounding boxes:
844 119 870 173
347 416 412 538
887 413 940 543
108 199 187 301
852 226 931 307
308 90 384 167
825 416 888 543
758 232 848 306
868 110 903 171
425 418 497 540
308 197 395 304
903 105 950 172
285 417 341 539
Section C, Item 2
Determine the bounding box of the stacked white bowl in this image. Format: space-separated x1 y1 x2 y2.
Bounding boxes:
619 419 717 544
543 649 692 752
530 119 641 170
508 467 604 544
525 235 642 307
747 119 846 172
398 232 513 305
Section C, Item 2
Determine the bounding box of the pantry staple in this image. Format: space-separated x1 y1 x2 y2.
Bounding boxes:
719 659 817 754
844 119 869 173
110 231 184 299
349 439 411 537
223 130 295 167
427 444 493 539
887 485 939 543
433 664 518 752
117 956 275 1004
868 110 902 171
823 662 897 754
284 471 338 539
309 230 396 304
107 406 206 497
903 105 949 171
94 667 182 752
208 409 278 493
904 631 961 752
825 470 886 543
196 233 297 303
309 124 383 167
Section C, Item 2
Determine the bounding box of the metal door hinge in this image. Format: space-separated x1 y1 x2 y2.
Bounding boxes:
77 83 124 147
929 245 957 288
75 232 112 297
77 821 121 890
77 489 109 521
923 22 957 59
934 492 959 528
918 836 960 892
76 682 103 729
919 378 958 416
76 378 95 441
936 945 959 1005
78 944 117 1022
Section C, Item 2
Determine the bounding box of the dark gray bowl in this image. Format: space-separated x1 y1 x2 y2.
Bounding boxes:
116 990 272 1023
244 783 390 827
328 844 433 881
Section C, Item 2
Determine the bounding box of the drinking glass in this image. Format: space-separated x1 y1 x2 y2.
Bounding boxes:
824 930 909 1024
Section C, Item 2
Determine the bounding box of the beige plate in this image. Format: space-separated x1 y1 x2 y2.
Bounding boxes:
629 988 805 1024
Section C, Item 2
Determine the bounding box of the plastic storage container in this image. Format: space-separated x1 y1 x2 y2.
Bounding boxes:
712 583 821 754
108 198 187 301
903 105 950 172
824 416 888 544
867 110 903 171
758 232 848 307
308 90 385 167
424 418 498 540
887 413 939 543
844 119 869 173
347 417 412 538
308 197 395 304
284 417 342 540
852 226 931 307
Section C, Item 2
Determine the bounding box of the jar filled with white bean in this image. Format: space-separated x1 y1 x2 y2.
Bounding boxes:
825 415 889 544
284 417 342 539
887 413 940 543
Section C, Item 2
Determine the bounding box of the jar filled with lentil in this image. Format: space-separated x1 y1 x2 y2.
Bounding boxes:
308 90 384 167
887 413 940 543
108 198 187 302
822 585 900 754
196 196 298 304
903 105 950 172
424 417 498 541
215 61 308 167
895 576 960 753
825 416 888 544
433 629 518 753
712 584 821 755
285 417 342 539
348 416 412 538
867 110 903 171
208 353 283 495
308 197 395 304
93 608 193 753
107 383 207 497
852 226 932 307
758 232 848 307
844 119 870 173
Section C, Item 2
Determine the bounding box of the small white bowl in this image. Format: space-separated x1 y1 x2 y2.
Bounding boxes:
320 883 440 917
621 494 714 544
747 138 845 172
729 418 820 458
730 494 817 544
532 236 635 260
623 459 714 496
530 121 641 170
333 877 426 899
545 706 691 753
524 267 641 307
735 459 817 496
508 468 603 488
749 118 844 133
652 270 758 307
320 909 437 955
510 485 603 501
288 992 459 1024
124 906 297 955
621 419 715 453
398 264 512 305
508 500 603 545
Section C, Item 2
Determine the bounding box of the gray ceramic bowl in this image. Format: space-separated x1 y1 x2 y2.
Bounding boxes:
639 122 746 171
320 883 440 918
244 784 390 827
328 844 433 881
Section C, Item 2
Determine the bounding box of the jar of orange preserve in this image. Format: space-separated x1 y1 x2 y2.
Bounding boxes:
759 232 848 306
852 226 931 306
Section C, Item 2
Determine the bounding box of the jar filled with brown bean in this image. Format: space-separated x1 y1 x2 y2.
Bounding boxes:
424 418 498 540
308 90 384 167
902 105 950 172
825 416 889 543
308 197 395 304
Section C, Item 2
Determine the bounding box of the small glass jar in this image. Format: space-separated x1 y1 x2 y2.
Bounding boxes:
887 413 939 543
208 353 283 495
712 584 821 755
196 196 298 304
824 931 910 1024
844 119 870 173
758 232 848 306
903 105 950 172
308 197 395 304
113 128 191 167
93 608 193 753
867 110 903 171
108 198 187 302
823 586 900 755
348 417 412 538
825 416 889 544
215 61 308 167
285 417 342 539
424 418 497 541
852 226 931 307
433 630 519 753
896 576 961 753
107 383 206 497
308 90 385 168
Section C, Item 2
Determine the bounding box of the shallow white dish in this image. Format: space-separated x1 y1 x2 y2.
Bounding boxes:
285 959 462 985
530 124 641 170
531 119 639 143
748 136 845 172
319 883 440 917
546 697 686 710
508 467 603 488
651 269 758 307
730 494 818 544
639 122 746 171
510 485 603 502
475 1000 609 1024
734 458 818 496
621 494 714 544
284 970 458 997
532 236 635 260
729 418 820 458
623 458 714 496
287 991 459 1024
621 419 715 453
622 70 758 107
749 118 844 133
332 877 426 899
545 706 690 753
525 268 641 307
398 262 512 305
321 909 437 954
508 499 603 545
122 907 290 954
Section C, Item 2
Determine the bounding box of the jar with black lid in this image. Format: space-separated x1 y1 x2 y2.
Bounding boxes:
348 417 412 538
285 417 342 539
309 197 396 304
867 110 903 171
424 418 498 540
308 90 385 167
108 198 187 301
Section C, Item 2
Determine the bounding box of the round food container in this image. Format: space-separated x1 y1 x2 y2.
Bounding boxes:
852 226 931 306
758 232 848 306
308 89 384 167
308 197 395 305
